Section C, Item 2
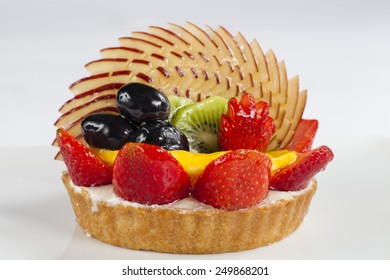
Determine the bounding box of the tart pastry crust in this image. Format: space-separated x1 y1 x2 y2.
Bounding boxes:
62 172 316 254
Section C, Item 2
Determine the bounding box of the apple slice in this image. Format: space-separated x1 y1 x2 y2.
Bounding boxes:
55 96 117 129
132 31 176 48
281 89 307 148
59 90 117 114
267 76 307 150
85 58 128 75
118 37 162 52
234 32 259 75
215 26 247 66
249 39 269 83
263 49 280 96
267 61 288 132
168 22 209 50
70 71 131 95
148 26 190 48
100 46 145 59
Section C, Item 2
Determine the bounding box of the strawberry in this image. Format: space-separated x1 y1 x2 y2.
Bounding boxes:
56 128 112 186
270 145 334 191
113 142 191 205
286 119 318 153
193 150 272 210
218 93 275 152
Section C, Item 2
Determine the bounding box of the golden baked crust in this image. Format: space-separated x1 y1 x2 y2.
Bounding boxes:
62 172 317 254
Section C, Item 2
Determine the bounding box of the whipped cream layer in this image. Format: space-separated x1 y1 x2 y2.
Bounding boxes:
69 176 314 213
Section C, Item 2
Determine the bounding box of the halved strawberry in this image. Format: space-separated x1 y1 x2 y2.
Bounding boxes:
113 142 191 205
286 119 318 153
56 128 112 186
218 93 275 152
193 150 272 210
270 145 334 191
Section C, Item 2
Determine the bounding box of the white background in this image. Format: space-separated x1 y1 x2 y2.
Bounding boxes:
0 0 389 146
0 0 390 262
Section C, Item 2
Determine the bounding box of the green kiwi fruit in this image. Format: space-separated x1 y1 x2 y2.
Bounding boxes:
171 96 228 153
167 95 194 120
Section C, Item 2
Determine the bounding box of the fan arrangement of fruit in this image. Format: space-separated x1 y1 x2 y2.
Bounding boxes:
53 23 333 253
54 22 308 152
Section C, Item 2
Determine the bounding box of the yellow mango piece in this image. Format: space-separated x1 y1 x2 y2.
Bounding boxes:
91 146 297 177
90 148 118 166
169 150 228 179
268 150 298 173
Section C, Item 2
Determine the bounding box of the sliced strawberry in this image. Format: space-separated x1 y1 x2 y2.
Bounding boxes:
218 93 275 152
193 150 272 210
270 145 334 191
56 128 112 186
286 119 318 153
113 142 191 205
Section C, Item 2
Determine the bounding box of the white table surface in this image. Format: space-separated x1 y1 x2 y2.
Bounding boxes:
0 0 389 259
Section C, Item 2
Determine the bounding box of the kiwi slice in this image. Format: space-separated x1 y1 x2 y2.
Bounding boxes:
171 96 228 153
167 95 194 120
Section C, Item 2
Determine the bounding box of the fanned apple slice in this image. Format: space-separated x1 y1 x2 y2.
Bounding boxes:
55 97 117 129
214 26 256 90
85 58 128 75
167 23 208 50
118 37 163 54
60 90 118 113
249 39 269 83
100 47 145 59
86 58 156 76
234 32 258 75
278 61 288 104
205 26 234 59
179 22 221 59
263 49 280 96
215 26 247 66
70 71 130 95
268 76 299 150
281 89 307 148
269 61 288 130
148 26 190 49
55 23 307 153
131 31 176 49
100 48 168 72
268 76 306 150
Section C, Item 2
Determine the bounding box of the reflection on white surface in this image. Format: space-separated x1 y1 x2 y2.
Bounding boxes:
0 137 390 259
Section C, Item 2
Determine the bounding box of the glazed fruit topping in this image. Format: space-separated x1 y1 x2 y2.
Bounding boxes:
116 82 170 125
81 114 137 150
134 120 189 151
270 145 334 191
286 119 318 153
113 142 191 205
218 92 275 152
58 82 333 207
193 150 272 210
57 128 112 187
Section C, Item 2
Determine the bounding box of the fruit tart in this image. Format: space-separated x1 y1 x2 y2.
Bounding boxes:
53 23 334 254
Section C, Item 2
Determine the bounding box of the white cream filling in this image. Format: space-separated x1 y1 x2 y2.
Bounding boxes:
70 180 314 213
